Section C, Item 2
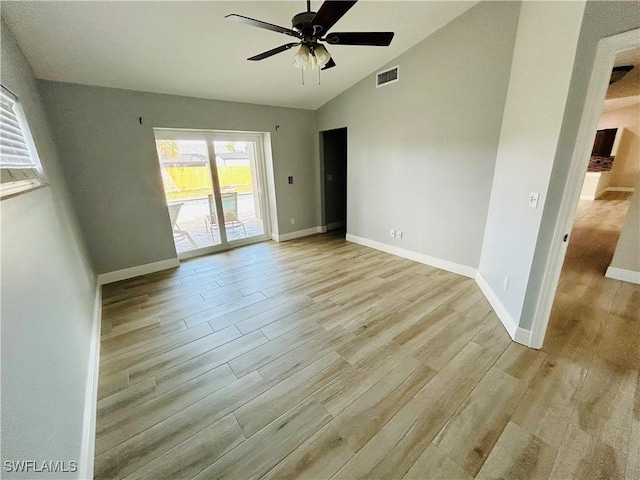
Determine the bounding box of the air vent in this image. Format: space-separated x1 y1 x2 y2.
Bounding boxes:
376 66 399 88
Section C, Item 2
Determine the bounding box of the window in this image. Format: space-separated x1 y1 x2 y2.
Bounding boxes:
0 85 45 199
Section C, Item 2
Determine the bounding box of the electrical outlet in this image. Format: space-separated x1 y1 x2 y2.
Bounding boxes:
529 192 539 208
396 230 403 239
326 174 333 181
503 276 509 290
288 176 294 184
390 229 395 238
291 218 295 225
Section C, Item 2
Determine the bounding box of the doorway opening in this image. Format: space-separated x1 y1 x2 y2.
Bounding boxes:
154 129 271 259
530 29 640 348
320 127 347 234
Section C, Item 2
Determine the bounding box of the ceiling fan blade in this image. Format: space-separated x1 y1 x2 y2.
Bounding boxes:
324 32 394 46
226 14 300 38
321 57 336 70
311 1 358 33
248 43 300 61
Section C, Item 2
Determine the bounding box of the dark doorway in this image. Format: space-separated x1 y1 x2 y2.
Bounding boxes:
321 127 347 232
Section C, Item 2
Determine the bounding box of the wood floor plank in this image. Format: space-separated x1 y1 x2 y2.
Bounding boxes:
191 399 332 480
95 364 236 455
228 321 327 379
331 357 436 452
256 326 355 387
403 444 472 480
183 292 266 328
433 368 528 477
99 322 214 376
117 372 267 477
334 341 500 479
154 330 267 393
568 356 636 461
476 421 557 480
235 295 315 334
262 424 354 480
97 377 157 427
122 413 245 480
127 325 242 385
234 351 349 437
510 355 585 447
98 370 129 401
100 320 187 359
94 448 119 480
549 422 626 480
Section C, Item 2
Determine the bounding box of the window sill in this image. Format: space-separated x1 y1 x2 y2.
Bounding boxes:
1 182 49 201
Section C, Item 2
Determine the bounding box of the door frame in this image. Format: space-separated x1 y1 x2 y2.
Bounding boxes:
319 127 348 231
154 128 272 260
528 28 640 349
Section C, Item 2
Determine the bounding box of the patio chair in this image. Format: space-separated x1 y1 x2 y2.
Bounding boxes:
205 193 247 237
168 203 197 248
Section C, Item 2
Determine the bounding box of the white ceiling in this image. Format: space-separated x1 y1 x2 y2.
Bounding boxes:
1 1 478 110
604 45 640 108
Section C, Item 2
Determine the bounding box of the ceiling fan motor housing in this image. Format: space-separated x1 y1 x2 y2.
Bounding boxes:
292 12 318 35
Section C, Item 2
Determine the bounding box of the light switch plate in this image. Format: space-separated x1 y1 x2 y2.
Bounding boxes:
529 192 539 208
390 229 395 238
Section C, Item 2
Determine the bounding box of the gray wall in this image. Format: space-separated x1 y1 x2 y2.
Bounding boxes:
522 0 640 330
478 1 586 325
322 128 347 227
1 20 96 478
317 1 520 269
38 82 319 274
610 181 640 273
598 103 640 189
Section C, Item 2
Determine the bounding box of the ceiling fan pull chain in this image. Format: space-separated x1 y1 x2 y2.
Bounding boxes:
301 66 305 86
318 67 321 85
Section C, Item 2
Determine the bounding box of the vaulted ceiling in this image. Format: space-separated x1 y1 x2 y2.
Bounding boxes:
1 1 479 110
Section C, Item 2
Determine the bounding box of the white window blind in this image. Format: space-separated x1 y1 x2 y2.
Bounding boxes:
0 85 43 197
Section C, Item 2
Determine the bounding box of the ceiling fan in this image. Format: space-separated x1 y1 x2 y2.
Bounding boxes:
225 0 394 71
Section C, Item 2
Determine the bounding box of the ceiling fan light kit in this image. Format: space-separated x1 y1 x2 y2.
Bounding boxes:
226 0 394 81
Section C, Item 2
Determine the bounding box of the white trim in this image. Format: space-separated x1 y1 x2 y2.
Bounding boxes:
515 327 533 345
475 272 533 347
580 186 634 200
605 266 640 285
529 28 640 350
346 233 476 278
79 281 102 479
475 272 518 338
375 65 400 88
606 187 635 193
97 258 180 285
272 226 326 242
326 221 345 231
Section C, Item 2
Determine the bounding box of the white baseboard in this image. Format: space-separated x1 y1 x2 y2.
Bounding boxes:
326 221 346 231
605 266 640 285
273 226 327 242
79 281 102 479
606 187 635 193
475 272 533 347
580 187 633 201
97 258 180 285
346 233 476 278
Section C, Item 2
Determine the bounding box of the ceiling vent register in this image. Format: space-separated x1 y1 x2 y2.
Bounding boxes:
376 66 399 88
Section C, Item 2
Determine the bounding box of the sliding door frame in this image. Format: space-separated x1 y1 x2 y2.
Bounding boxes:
154 128 272 260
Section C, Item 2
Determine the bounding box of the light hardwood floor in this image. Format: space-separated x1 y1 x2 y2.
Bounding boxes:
95 193 639 480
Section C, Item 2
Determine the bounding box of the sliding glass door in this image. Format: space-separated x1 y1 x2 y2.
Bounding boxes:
154 130 270 258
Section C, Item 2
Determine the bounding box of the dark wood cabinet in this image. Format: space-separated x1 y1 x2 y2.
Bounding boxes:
591 128 617 157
